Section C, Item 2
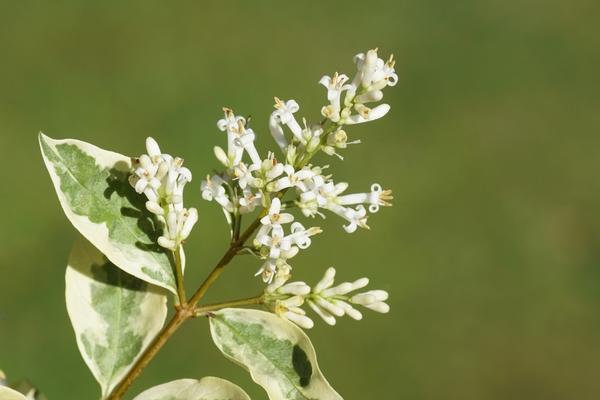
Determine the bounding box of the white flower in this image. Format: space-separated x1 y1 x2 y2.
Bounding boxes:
255 259 277 283
342 103 390 125
297 176 392 232
296 191 323 218
329 204 369 233
287 222 322 249
200 175 233 212
322 128 361 158
269 112 288 151
272 97 303 141
256 198 294 241
351 49 398 92
337 183 393 213
216 108 262 168
233 126 262 168
268 164 315 192
157 206 198 250
257 222 319 261
253 153 285 188
256 228 294 260
255 258 293 284
369 53 398 90
319 72 350 123
238 187 262 214
233 162 260 189
217 107 246 166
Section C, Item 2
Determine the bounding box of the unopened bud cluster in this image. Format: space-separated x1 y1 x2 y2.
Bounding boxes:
129 137 198 251
263 267 389 329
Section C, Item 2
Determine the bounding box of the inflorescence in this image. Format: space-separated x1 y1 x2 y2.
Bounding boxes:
129 48 396 328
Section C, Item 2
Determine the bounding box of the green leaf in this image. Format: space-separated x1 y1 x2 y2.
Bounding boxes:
209 308 343 400
0 386 27 400
66 236 168 399
39 133 176 293
132 377 251 400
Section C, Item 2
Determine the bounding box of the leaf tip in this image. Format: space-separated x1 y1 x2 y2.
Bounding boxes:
38 132 54 156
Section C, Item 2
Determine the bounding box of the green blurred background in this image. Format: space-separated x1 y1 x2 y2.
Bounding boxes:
1 1 600 399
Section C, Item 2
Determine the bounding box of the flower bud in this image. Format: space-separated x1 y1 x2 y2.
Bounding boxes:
145 137 161 157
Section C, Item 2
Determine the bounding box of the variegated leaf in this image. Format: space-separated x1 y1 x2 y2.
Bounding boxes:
39 133 176 293
66 237 168 399
132 377 251 400
0 386 28 400
209 308 343 400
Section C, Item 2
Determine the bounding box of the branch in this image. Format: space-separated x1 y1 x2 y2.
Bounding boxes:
195 294 264 316
107 216 263 400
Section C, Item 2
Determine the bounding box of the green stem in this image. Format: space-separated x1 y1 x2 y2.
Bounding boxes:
173 246 187 305
187 215 263 307
195 294 264 315
295 121 339 169
233 213 242 242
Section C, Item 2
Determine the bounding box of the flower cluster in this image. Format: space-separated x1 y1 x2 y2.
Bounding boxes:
200 48 395 288
320 48 397 126
253 198 322 283
263 267 390 329
129 137 198 251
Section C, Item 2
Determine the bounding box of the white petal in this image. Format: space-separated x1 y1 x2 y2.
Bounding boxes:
278 213 294 224
180 208 198 239
270 198 282 215
370 103 391 120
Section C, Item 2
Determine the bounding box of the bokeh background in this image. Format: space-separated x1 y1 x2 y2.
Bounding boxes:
1 1 600 399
